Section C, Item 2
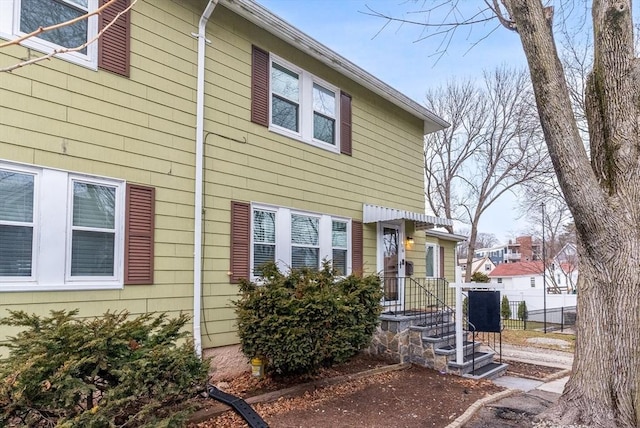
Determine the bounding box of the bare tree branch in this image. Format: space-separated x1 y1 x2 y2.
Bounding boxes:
0 0 137 73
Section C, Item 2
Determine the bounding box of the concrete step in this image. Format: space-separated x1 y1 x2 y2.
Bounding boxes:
447 351 495 375
463 362 509 380
434 340 480 357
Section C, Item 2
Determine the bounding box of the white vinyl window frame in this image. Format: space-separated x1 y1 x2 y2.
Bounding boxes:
65 175 124 284
269 54 341 153
0 160 125 292
425 243 439 278
0 0 99 69
331 219 348 276
250 203 351 280
0 163 39 283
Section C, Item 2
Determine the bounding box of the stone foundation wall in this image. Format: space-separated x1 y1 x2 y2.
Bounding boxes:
367 314 448 371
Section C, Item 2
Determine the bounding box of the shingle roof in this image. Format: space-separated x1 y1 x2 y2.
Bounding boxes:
488 261 544 277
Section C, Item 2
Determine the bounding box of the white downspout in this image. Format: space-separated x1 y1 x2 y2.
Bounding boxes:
193 0 218 358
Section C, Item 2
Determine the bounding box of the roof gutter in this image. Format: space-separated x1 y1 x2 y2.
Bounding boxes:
193 0 218 359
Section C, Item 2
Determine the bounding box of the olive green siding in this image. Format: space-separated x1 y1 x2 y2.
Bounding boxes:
0 1 445 351
0 1 202 341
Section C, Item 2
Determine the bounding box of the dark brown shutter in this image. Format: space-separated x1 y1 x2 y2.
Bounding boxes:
124 184 155 284
98 0 131 77
230 201 251 283
352 220 363 275
251 45 269 127
340 91 352 156
439 246 445 280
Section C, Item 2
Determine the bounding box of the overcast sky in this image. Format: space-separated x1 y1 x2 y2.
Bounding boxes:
254 0 572 241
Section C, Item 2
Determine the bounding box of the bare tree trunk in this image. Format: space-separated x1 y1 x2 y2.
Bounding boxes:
504 0 640 425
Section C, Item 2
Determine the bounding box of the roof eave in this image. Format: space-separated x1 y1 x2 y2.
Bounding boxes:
219 0 449 135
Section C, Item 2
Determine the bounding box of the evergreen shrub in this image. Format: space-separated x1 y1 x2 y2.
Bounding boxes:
0 310 208 427
501 295 512 319
234 262 383 376
517 301 529 321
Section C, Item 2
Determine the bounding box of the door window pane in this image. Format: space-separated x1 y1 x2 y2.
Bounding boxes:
20 0 89 54
426 245 438 277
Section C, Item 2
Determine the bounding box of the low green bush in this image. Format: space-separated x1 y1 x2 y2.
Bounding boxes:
0 310 209 428
234 262 383 376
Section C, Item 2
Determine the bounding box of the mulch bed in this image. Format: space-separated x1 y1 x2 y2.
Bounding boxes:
188 353 507 428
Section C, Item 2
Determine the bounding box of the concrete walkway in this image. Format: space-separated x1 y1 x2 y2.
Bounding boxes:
448 346 573 427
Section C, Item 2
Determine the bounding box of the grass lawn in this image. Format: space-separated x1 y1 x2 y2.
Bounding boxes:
501 328 575 352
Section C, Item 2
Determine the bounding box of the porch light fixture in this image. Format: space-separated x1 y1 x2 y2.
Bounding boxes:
406 236 414 246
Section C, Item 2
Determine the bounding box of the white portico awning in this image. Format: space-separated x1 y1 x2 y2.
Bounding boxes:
363 204 453 230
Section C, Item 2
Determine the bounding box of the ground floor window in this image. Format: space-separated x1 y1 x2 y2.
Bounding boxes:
251 204 350 278
0 160 126 290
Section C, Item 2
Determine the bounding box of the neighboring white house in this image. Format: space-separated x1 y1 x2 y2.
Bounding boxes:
489 260 577 311
489 261 544 290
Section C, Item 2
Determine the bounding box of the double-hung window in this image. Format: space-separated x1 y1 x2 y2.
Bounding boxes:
269 56 340 152
0 0 99 68
250 204 350 278
0 168 36 279
0 161 125 291
69 180 118 278
252 209 276 275
331 220 348 276
271 63 300 133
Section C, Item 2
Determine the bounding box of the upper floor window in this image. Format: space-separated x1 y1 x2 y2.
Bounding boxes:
530 277 536 287
269 56 340 151
0 0 99 68
251 46 352 155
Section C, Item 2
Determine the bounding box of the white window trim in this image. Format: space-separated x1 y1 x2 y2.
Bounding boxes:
426 243 439 278
0 0 99 70
0 160 125 292
250 203 351 280
269 54 341 154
